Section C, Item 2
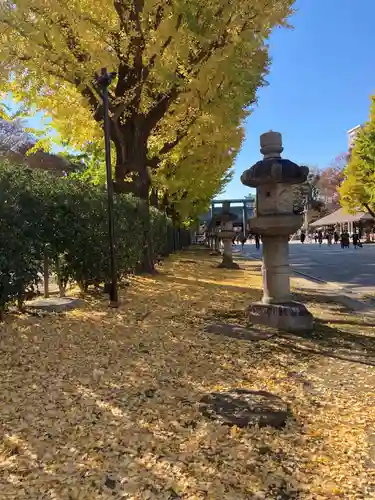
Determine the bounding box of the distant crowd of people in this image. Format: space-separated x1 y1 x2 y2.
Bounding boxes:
200 228 365 251
300 229 363 248
232 233 261 250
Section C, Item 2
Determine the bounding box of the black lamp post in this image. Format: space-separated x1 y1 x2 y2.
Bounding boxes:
97 68 118 307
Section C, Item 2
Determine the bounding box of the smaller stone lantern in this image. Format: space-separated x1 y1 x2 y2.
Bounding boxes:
217 201 239 269
207 219 221 255
241 131 313 332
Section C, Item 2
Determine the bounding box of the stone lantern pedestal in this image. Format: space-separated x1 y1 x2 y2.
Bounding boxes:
217 202 239 269
207 221 220 255
208 228 220 255
241 131 313 333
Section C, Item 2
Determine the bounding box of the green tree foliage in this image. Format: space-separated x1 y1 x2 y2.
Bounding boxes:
340 96 375 217
0 162 178 318
0 166 44 317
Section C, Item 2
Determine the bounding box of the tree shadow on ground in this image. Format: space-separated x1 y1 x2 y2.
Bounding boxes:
1 251 373 498
276 319 375 367
204 303 375 367
292 289 351 312
159 274 254 295
204 321 276 341
0 306 308 499
321 318 375 327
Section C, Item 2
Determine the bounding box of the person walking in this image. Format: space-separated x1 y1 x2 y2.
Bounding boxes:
352 232 359 249
255 234 260 250
240 234 247 252
300 232 306 244
317 230 323 246
341 231 350 248
333 231 339 244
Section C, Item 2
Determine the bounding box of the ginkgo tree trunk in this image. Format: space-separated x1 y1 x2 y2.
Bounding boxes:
0 0 295 271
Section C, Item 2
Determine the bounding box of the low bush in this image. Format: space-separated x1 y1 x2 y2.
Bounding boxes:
0 164 184 317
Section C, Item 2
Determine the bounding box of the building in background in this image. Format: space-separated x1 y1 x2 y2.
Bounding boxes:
347 125 363 153
0 118 75 175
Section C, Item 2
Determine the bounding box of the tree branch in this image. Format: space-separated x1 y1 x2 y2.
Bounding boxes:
148 111 199 169
114 0 146 114
113 0 129 32
364 203 375 218
144 12 243 132
147 0 172 31
58 19 91 64
147 74 224 169
147 13 183 73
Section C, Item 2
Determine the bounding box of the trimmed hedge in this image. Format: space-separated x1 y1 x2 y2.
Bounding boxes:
0 164 188 317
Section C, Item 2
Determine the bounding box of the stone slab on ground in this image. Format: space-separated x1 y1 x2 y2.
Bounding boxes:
199 389 289 428
248 300 314 333
205 322 273 340
26 297 82 313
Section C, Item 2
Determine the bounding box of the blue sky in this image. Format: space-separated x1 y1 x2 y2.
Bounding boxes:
222 0 375 200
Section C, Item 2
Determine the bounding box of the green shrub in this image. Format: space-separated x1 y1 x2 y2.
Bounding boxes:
0 163 177 316
0 165 45 317
59 187 145 290
150 208 173 257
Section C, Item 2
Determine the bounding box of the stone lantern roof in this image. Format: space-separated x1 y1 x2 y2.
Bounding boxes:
241 131 309 188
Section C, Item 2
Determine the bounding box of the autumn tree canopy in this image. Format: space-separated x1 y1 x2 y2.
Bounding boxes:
318 154 346 211
0 0 295 203
340 94 375 218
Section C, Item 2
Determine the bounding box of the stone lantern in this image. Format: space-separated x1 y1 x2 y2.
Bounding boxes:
241 131 313 332
217 201 239 269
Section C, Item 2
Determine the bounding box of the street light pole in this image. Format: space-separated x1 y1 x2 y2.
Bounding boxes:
97 68 118 307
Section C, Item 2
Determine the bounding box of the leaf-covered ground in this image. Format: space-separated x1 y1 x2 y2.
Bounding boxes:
1 249 375 499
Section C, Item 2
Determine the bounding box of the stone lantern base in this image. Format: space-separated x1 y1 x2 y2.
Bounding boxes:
217 256 240 269
247 301 314 333
217 232 239 269
240 130 314 334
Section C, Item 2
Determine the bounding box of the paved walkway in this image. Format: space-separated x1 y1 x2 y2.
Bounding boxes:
243 241 375 297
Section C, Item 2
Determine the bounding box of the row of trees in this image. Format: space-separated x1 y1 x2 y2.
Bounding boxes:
340 94 375 217
0 163 184 319
292 89 375 221
292 162 345 218
292 85 375 221
0 0 296 270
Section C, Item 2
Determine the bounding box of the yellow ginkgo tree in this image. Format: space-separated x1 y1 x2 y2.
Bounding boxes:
0 0 295 269
0 0 294 189
339 94 375 218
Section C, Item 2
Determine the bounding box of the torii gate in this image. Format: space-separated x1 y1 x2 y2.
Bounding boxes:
211 198 255 237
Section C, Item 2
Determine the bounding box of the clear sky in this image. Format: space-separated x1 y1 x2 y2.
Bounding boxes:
221 0 375 200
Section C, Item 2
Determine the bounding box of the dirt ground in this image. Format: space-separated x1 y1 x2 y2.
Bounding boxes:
1 249 375 499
